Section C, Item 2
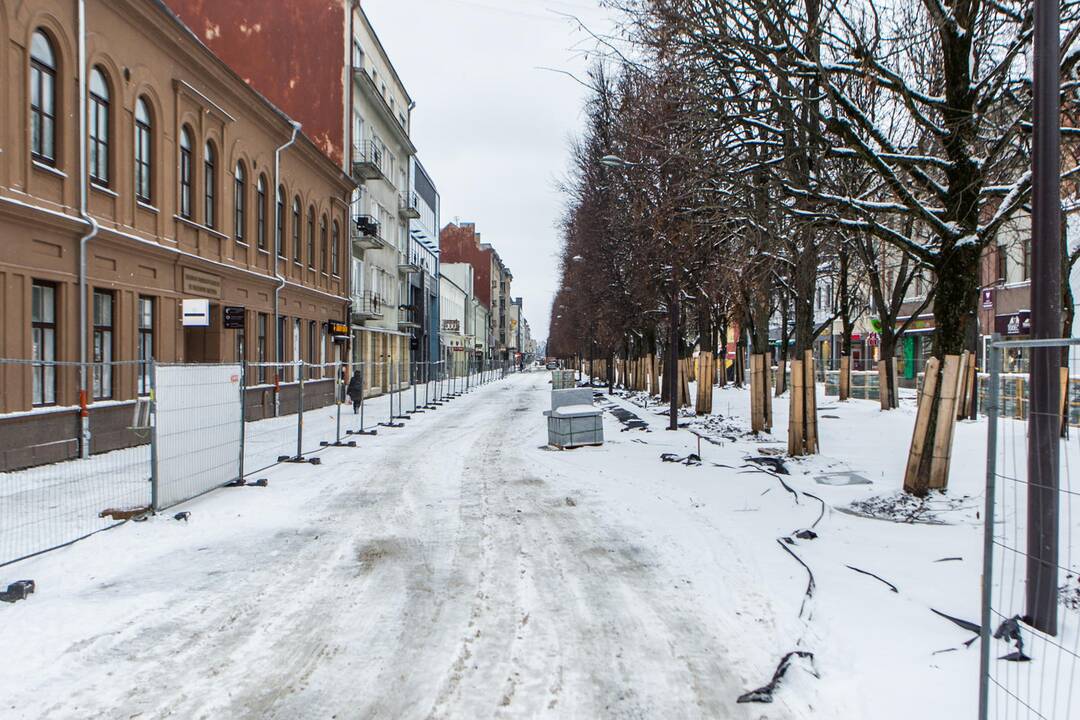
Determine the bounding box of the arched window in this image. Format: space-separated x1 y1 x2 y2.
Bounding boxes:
30 30 57 164
204 141 216 228
234 162 246 242
256 175 268 249
134 97 152 202
179 126 193 219
275 186 285 256
88 67 110 185
292 198 301 262
320 215 328 274
331 220 340 276
307 207 316 268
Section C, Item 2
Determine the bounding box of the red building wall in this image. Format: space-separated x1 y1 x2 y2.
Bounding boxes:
440 223 492 309
164 0 346 166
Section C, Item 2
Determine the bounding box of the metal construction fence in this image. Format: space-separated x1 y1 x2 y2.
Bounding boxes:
0 356 515 568
981 337 1080 719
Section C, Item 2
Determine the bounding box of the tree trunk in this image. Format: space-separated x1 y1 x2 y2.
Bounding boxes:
668 292 680 431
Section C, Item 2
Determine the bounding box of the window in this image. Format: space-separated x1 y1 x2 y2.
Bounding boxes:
308 320 318 379
307 207 316 268
331 221 341 276
256 175 268 249
997 245 1008 284
137 297 154 395
179 126 193 219
256 313 268 383
320 216 328 274
134 98 152 202
1022 239 1032 282
32 282 57 406
88 68 110 186
292 198 301 262
204 141 217 228
276 186 285 257
234 163 246 243
30 30 57 164
92 290 114 400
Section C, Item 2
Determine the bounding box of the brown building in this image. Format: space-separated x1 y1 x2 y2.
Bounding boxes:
440 222 514 359
0 0 355 462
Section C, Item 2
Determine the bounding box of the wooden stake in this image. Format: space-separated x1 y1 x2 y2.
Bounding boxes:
903 357 941 494
839 355 851 402
804 350 818 454
929 355 962 489
789 359 805 456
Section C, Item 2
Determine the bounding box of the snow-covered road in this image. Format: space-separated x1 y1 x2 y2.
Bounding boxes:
1 373 757 720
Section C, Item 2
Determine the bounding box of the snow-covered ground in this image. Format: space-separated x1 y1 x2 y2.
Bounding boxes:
1 372 1076 718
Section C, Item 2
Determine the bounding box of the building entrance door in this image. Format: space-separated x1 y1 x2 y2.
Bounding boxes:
183 303 222 363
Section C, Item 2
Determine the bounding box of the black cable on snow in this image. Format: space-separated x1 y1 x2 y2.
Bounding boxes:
776 538 816 620
741 465 800 504
846 565 899 593
737 651 818 704
803 492 826 529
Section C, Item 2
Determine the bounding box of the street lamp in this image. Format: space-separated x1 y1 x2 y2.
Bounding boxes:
600 155 636 169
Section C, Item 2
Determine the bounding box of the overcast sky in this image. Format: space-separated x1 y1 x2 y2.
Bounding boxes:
363 0 620 343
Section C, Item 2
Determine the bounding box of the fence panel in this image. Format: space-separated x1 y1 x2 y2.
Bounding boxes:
154 364 243 511
0 359 152 567
981 338 1080 719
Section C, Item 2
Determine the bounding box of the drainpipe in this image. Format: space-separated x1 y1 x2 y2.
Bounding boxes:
77 0 98 459
272 122 301 416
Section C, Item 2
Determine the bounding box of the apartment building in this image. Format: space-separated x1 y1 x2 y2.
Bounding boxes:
439 266 468 363
165 0 423 395
409 158 441 367
0 0 353 461
440 222 515 360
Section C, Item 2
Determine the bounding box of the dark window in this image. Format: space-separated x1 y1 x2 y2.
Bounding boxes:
276 186 285 257
89 68 110 185
204 141 216 228
256 175 268 249
331 221 340 276
92 290 114 400
320 216 328 274
179 126 193 219
32 282 57 406
138 296 154 395
1022 240 1031 282
292 198 301 262
309 320 318 379
257 313 268 383
307 208 316 268
134 98 152 202
30 31 57 164
234 163 246 243
997 245 1008 284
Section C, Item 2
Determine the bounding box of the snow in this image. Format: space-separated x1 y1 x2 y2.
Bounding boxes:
1 372 1077 718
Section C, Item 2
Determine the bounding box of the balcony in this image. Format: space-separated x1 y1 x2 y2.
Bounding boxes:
351 140 387 182
352 291 384 321
397 304 422 330
351 214 388 251
399 191 421 220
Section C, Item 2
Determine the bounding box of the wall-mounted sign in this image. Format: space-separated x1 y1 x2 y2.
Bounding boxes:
442 319 461 333
995 311 1031 337
326 321 351 341
182 267 222 299
223 306 246 330
182 298 211 327
982 288 994 308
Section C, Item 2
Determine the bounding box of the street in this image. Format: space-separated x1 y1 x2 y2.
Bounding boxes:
2 374 758 720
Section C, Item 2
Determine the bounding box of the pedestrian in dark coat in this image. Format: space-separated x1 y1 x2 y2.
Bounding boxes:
347 371 364 414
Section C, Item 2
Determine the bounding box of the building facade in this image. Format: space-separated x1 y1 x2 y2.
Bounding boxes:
410 158 440 369
0 0 353 463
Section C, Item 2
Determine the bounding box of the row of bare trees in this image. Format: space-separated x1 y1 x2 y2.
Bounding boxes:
549 0 1080 495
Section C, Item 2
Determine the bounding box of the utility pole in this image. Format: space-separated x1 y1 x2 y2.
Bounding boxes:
1027 0 1062 636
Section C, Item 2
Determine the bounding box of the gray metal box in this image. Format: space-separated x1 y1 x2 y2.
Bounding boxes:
547 410 604 448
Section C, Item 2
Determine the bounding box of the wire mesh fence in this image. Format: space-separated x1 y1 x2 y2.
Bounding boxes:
0 355 516 568
981 337 1080 719
0 358 153 568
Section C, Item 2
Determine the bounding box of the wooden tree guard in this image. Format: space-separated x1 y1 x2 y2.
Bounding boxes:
928 355 963 490
775 359 787 397
679 358 691 407
788 359 805 454
964 352 977 418
904 357 941 494
839 355 851 402
954 351 971 420
649 354 659 397
749 353 773 432
697 352 715 415
804 351 819 454
1062 367 1070 434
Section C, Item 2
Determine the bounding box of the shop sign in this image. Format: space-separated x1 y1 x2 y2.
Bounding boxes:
325 321 350 341
899 317 934 332
182 267 222 299
995 311 1031 336
181 298 210 327
867 332 879 348
443 319 461 333
223 306 246 330
982 288 994 308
